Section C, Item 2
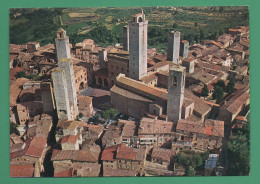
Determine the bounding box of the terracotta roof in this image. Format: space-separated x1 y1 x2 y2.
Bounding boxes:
220 87 249 114
116 74 168 100
61 135 78 144
10 78 30 107
177 119 224 137
184 89 212 117
10 164 34 177
140 73 158 84
139 118 175 134
148 61 171 72
182 40 189 44
151 148 176 162
52 149 99 162
101 145 120 161
116 147 136 160
25 136 47 158
121 121 136 137
110 85 153 103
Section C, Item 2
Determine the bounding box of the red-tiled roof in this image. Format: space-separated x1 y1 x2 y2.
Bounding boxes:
204 126 213 135
61 135 78 144
25 136 47 158
10 164 34 177
116 147 136 160
101 147 117 161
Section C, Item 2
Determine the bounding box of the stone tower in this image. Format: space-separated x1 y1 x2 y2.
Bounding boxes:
98 49 108 69
123 26 129 51
58 58 78 119
167 31 180 64
52 69 72 120
55 28 71 61
167 64 186 122
128 11 148 80
180 40 189 59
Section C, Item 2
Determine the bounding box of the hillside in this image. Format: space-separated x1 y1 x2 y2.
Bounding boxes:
9 6 249 52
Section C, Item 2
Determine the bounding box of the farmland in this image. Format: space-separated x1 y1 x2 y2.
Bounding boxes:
9 6 249 52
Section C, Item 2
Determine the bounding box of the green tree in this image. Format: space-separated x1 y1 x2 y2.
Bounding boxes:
102 108 118 119
186 166 196 176
201 84 209 97
213 86 224 103
219 7 225 14
172 23 178 28
10 122 17 134
226 123 250 175
216 80 226 91
226 78 235 94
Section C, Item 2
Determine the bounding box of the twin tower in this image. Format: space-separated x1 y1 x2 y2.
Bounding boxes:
124 12 186 122
124 11 187 80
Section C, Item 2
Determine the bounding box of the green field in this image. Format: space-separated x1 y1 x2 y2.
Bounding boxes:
9 7 249 52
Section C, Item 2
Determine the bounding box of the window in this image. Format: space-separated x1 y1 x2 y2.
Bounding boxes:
172 75 177 87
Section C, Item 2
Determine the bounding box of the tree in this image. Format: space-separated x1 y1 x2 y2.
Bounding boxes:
10 122 17 134
216 80 226 91
201 84 209 97
172 23 178 28
102 108 118 120
226 78 235 94
226 122 250 176
213 86 224 103
186 166 196 176
219 7 224 14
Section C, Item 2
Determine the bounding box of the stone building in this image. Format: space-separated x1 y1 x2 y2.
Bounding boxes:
27 42 40 53
55 28 71 61
123 26 129 51
219 87 250 125
181 58 195 74
58 58 78 116
128 11 148 80
61 135 80 150
77 95 94 118
107 54 129 88
73 65 88 93
51 149 100 177
101 144 146 176
180 40 189 59
52 58 79 120
138 118 176 148
16 104 30 125
173 119 224 153
167 31 180 64
111 74 168 119
167 65 186 122
52 69 72 120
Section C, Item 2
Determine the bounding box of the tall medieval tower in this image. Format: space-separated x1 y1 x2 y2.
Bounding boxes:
167 64 186 122
52 69 72 120
122 26 129 51
55 28 71 61
58 58 78 118
52 28 78 120
167 31 180 64
128 11 148 80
